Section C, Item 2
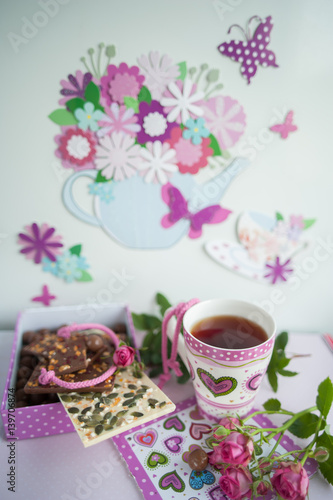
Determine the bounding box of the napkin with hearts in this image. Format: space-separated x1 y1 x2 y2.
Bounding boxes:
113 396 317 499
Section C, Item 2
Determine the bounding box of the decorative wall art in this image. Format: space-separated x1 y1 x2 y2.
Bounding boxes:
18 222 92 283
49 45 249 249
205 211 316 285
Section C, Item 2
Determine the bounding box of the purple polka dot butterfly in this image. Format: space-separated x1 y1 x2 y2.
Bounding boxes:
217 15 278 84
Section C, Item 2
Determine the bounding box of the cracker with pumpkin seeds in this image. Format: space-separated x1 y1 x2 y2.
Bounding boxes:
59 367 176 447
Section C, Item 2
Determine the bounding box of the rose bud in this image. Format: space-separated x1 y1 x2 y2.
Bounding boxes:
113 345 135 367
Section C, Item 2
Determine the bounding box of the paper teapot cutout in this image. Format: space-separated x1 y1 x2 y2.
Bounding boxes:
62 157 249 249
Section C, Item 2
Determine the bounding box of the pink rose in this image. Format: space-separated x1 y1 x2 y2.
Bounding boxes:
219 466 252 500
209 432 254 468
113 345 135 367
213 417 241 439
271 461 309 500
255 480 270 496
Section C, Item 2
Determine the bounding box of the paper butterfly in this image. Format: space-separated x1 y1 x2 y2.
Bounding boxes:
217 15 278 84
31 285 56 306
161 183 231 239
269 111 298 139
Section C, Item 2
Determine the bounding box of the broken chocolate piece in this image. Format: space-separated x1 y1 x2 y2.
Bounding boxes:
47 337 87 375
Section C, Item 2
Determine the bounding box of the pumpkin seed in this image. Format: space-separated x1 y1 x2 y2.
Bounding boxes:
131 412 143 418
95 402 101 408
104 411 112 420
148 398 159 406
116 418 125 427
104 424 113 431
81 406 92 415
133 394 143 400
77 416 87 423
68 407 79 414
114 384 121 388
159 401 166 408
95 424 104 435
109 416 118 426
128 401 137 408
136 388 147 394
141 385 149 389
116 410 128 417
123 393 134 398
128 384 137 390
122 398 135 406
60 395 72 403
108 393 119 400
93 408 104 414
83 393 93 399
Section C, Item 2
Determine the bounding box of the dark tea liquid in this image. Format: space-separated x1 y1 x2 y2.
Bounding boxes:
191 315 268 349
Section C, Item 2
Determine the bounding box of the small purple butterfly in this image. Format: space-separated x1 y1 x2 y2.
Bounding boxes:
217 15 278 84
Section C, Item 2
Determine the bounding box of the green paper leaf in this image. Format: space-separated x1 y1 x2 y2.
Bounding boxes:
275 331 288 351
276 212 284 221
66 97 85 113
221 150 231 159
209 133 222 156
95 170 109 183
69 244 82 256
138 85 152 104
317 432 333 485
84 81 100 106
156 292 172 316
178 61 187 81
317 378 333 418
48 109 78 125
124 96 139 113
263 398 281 412
288 413 323 439
77 270 93 282
303 218 316 230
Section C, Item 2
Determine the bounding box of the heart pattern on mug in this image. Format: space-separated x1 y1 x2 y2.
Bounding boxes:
164 435 184 453
146 451 168 469
164 416 185 432
159 470 185 492
134 428 158 447
197 368 237 397
190 422 212 440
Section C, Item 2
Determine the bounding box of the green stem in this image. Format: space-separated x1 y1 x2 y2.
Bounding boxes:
300 415 323 466
243 409 294 422
249 406 317 438
268 432 284 458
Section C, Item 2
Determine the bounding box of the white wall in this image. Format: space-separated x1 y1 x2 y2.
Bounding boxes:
1 0 332 332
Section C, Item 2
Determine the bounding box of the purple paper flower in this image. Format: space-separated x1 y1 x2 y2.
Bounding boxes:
100 62 145 107
136 100 177 144
18 223 63 264
264 257 293 284
59 70 93 106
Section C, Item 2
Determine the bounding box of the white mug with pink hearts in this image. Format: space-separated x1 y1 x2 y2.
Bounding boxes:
167 299 276 421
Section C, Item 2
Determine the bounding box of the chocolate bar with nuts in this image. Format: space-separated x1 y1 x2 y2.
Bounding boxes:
47 337 87 375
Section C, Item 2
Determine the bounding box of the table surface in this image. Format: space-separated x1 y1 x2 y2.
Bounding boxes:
0 330 332 500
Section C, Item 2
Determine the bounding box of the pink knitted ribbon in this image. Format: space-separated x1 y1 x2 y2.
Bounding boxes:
38 322 120 389
159 298 200 389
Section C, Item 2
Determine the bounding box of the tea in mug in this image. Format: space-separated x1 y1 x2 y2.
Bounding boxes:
191 315 268 349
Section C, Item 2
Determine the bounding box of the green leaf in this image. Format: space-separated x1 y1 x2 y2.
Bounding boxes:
76 270 93 282
124 96 139 113
84 81 100 106
267 367 278 392
138 85 152 104
131 313 161 331
48 109 78 125
254 443 263 456
215 426 231 436
95 170 109 183
276 212 284 221
316 432 333 485
275 331 288 351
303 218 316 230
209 133 222 156
317 378 333 418
69 244 82 256
263 398 281 412
288 413 323 439
276 357 291 371
156 292 172 316
278 369 298 377
142 331 154 349
66 97 85 113
178 61 187 80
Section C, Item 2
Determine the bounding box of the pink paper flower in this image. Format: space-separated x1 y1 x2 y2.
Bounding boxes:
95 132 142 181
289 215 304 229
55 127 97 171
218 466 253 500
18 223 63 264
201 95 246 149
137 51 180 100
209 432 254 468
166 127 212 174
59 70 93 106
100 62 145 106
271 461 309 500
97 103 141 138
113 345 135 367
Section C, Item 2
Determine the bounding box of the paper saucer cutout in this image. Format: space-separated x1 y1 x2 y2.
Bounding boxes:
205 210 316 285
